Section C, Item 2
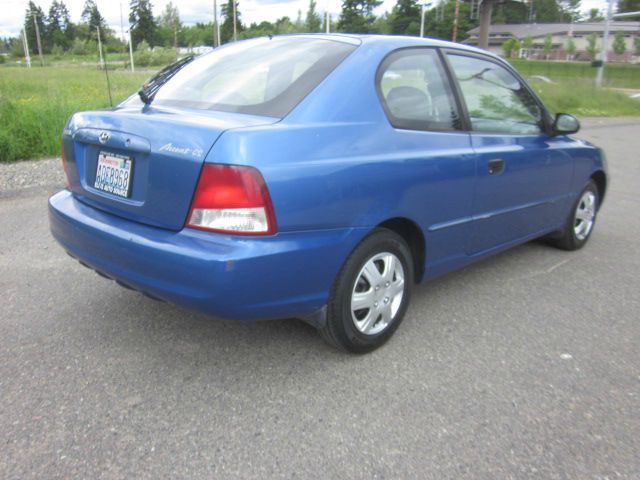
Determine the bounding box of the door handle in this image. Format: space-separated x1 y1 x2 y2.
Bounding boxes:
488 158 505 175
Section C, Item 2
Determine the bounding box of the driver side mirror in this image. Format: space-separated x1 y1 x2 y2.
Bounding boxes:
553 113 580 135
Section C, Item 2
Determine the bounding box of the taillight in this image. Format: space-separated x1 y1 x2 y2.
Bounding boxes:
186 164 277 235
61 139 71 188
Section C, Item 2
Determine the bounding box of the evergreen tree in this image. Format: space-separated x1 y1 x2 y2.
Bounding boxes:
47 1 73 50
130 0 158 47
24 1 47 55
390 0 420 35
338 0 382 33
305 0 322 32
221 0 242 43
81 0 107 39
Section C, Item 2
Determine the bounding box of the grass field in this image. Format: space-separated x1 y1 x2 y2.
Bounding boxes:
0 60 639 162
0 67 148 163
510 59 640 89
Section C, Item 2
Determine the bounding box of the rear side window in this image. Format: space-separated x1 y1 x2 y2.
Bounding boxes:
150 37 356 118
447 54 543 134
378 49 460 131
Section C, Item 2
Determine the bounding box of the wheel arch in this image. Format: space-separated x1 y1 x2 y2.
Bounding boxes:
590 170 607 209
377 217 426 283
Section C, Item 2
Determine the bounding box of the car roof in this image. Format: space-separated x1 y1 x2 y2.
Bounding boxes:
270 33 500 59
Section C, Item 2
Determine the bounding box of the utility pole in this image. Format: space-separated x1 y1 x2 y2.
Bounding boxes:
97 26 105 69
128 30 135 72
213 0 219 47
595 0 613 87
22 29 31 68
452 0 461 42
120 3 126 48
33 14 44 66
478 0 495 50
420 4 426 37
232 0 237 41
326 11 330 33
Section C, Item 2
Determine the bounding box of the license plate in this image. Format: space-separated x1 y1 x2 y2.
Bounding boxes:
95 152 133 198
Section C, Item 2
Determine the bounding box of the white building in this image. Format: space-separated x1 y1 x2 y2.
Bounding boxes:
465 22 640 61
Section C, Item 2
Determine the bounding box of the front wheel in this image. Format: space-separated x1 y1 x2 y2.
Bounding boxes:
320 228 414 353
550 180 599 251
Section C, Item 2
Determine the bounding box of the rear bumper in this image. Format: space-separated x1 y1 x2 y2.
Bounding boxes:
49 190 367 321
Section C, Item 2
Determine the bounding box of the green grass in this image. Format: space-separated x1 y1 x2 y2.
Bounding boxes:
531 80 640 117
510 59 640 89
0 66 149 162
1 60 639 162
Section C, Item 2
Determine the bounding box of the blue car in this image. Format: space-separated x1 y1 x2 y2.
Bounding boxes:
49 35 607 352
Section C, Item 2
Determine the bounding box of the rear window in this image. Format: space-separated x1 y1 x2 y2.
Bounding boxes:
147 37 356 118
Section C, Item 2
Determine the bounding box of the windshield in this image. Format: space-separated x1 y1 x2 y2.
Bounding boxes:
142 37 357 118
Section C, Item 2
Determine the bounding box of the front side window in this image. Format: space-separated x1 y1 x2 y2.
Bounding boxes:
378 49 460 131
143 37 356 118
447 54 543 134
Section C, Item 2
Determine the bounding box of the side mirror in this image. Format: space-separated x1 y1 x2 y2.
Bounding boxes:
553 113 580 135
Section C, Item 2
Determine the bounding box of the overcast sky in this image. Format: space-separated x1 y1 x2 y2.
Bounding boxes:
1 0 610 39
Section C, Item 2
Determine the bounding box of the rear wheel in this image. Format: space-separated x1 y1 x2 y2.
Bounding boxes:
320 228 413 353
550 180 599 251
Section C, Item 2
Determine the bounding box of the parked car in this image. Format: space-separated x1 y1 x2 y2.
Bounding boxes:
49 34 607 352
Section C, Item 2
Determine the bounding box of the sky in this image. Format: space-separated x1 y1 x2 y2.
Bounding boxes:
0 0 611 39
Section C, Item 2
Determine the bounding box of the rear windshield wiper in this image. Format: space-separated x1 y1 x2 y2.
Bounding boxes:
138 55 195 105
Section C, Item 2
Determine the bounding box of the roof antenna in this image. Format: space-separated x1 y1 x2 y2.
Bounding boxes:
97 26 113 107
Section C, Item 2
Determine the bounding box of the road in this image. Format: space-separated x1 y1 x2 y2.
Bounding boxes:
1 118 639 479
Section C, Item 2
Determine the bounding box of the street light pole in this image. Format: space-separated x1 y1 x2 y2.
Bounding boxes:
596 0 614 87
420 4 426 37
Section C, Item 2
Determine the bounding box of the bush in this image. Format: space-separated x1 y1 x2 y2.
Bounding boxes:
51 44 64 59
134 41 177 67
0 55 5 64
71 38 88 55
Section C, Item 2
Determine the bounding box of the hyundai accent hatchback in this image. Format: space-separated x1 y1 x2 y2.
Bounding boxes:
49 35 607 352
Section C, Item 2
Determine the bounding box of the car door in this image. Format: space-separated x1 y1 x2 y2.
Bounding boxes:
445 51 573 255
376 48 476 277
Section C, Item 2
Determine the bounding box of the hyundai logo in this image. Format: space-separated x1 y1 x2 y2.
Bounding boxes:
98 131 110 144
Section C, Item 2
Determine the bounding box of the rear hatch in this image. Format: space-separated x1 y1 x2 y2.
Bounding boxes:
63 105 277 230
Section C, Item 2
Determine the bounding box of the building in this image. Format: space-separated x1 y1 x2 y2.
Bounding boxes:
465 22 640 61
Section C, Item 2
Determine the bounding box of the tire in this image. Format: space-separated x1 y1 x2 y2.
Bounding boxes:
549 180 599 251
319 228 414 353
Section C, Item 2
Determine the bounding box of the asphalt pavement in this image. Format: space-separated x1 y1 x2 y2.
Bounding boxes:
1 118 639 479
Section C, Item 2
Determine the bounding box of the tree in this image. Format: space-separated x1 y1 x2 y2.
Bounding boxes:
390 0 420 35
586 8 604 21
81 0 107 39
157 2 182 48
565 36 576 60
338 0 382 33
130 0 158 47
560 0 581 22
24 1 47 55
47 1 73 50
523 34 533 52
305 0 322 32
635 37 640 56
422 0 477 42
586 32 599 60
502 38 517 58
613 30 626 55
617 0 640 14
543 34 553 59
221 0 242 43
